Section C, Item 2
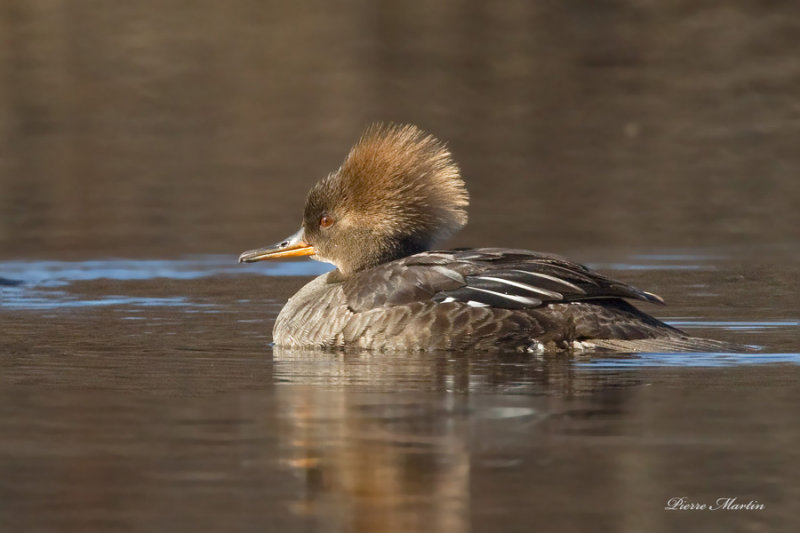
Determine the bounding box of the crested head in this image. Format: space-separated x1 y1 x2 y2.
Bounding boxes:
302 123 469 275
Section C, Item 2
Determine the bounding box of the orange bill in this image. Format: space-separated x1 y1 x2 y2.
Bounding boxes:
238 228 315 263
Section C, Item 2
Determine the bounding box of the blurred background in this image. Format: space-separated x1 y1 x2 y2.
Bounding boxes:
1 0 798 261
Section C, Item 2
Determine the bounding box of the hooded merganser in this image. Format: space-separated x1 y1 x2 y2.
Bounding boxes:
239 124 736 353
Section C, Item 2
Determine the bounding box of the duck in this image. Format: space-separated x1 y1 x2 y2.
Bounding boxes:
239 123 736 353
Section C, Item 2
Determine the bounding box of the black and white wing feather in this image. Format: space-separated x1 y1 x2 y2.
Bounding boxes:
341 248 665 312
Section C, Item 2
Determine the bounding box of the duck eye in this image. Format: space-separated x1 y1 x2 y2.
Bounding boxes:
319 214 335 229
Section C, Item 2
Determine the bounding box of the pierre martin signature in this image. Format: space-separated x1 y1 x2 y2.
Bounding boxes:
665 497 765 511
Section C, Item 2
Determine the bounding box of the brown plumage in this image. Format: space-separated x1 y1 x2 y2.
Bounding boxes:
303 124 468 275
239 123 743 353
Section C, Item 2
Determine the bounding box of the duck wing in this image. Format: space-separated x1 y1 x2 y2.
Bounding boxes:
341 248 665 312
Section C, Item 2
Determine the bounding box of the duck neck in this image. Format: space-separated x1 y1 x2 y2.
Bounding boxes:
337 233 432 277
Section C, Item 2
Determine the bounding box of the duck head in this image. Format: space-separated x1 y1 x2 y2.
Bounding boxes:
239 123 469 276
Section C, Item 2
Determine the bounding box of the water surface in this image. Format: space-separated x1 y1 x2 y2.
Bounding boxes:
2 251 798 532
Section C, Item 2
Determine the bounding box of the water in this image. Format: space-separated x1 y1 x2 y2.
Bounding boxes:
2 253 798 532
2 1 800 531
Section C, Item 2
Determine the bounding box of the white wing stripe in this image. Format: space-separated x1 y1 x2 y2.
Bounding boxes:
465 286 542 306
508 270 585 293
476 276 564 300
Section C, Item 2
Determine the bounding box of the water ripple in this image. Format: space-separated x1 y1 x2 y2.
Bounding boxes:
0 257 333 310
0 256 332 287
577 352 800 368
